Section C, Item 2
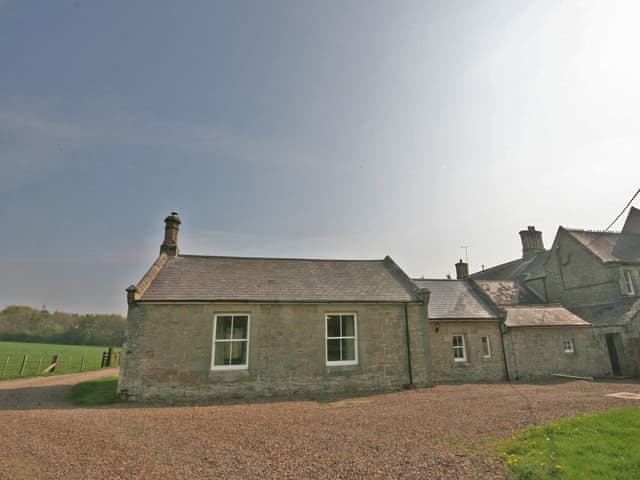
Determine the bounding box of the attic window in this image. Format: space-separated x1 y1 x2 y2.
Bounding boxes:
212 314 250 370
623 270 636 296
563 339 574 354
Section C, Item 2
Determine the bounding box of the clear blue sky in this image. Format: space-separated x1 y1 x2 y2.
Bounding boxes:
1 1 638 314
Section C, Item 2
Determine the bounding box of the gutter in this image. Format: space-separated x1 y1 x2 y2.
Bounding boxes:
404 302 413 386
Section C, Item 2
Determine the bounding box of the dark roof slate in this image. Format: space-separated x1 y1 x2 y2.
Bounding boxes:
568 298 640 326
139 255 418 302
566 229 640 264
471 251 549 281
412 279 499 319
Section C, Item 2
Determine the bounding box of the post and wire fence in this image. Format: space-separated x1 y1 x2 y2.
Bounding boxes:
0 348 121 380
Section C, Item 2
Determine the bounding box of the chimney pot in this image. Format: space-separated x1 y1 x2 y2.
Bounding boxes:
160 212 181 256
455 259 469 280
519 226 544 260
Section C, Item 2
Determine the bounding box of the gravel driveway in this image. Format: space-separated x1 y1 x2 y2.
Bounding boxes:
1 372 639 480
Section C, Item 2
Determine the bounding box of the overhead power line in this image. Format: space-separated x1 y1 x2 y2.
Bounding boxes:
604 187 640 231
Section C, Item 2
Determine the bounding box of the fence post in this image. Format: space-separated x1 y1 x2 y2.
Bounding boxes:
80 355 85 371
107 347 114 367
51 355 58 373
37 355 43 373
1 356 9 377
19 354 28 376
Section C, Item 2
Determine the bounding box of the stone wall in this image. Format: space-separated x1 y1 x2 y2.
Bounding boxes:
118 301 431 401
428 320 507 383
545 230 623 307
503 326 611 380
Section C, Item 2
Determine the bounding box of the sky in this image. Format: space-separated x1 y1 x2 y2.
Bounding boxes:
1 0 639 315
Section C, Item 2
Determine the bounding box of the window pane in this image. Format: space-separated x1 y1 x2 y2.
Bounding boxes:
327 315 340 337
216 316 233 340
214 341 232 366
453 336 462 347
327 339 341 361
230 341 247 365
341 338 356 361
232 316 248 340
341 315 355 337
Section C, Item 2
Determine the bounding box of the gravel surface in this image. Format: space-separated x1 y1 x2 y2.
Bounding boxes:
1 372 639 479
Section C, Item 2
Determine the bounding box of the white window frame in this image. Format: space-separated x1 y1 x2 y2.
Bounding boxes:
325 313 358 366
481 336 492 358
211 313 250 370
624 270 635 296
563 338 574 354
452 334 466 362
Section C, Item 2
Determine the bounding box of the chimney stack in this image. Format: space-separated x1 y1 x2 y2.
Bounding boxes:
455 259 469 280
519 226 544 260
160 212 181 256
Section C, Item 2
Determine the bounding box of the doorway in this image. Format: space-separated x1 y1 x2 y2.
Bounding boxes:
605 333 622 376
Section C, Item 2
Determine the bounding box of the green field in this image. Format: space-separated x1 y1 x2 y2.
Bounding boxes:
0 341 119 380
503 407 640 479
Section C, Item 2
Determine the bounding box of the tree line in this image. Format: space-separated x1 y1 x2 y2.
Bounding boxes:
0 305 126 347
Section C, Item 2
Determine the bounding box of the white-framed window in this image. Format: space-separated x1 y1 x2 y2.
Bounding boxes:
452 334 466 362
326 313 358 366
481 336 492 358
211 314 250 370
563 339 574 353
624 270 635 296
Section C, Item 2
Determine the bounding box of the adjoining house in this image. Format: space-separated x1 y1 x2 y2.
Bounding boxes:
118 214 434 401
412 276 506 383
473 207 640 377
414 259 609 382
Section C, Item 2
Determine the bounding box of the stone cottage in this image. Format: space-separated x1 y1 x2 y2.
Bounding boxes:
473 207 640 377
118 213 433 401
412 276 507 383
414 259 609 382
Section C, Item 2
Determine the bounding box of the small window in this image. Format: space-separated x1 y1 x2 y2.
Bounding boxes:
563 339 574 353
624 270 635 296
212 314 250 370
481 336 492 358
326 313 358 365
452 335 466 362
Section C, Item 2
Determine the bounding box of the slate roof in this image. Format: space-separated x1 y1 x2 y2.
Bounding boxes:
504 306 591 327
569 298 640 326
565 229 640 264
138 255 419 302
471 250 549 281
475 280 542 306
412 279 499 319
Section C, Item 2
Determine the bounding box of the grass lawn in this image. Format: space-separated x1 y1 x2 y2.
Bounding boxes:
0 341 119 379
502 407 640 479
70 376 119 406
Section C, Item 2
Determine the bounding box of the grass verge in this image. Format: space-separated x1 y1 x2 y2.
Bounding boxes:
502 407 640 479
70 376 119 406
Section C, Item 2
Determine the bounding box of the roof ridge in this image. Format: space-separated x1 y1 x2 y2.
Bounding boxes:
412 278 463 282
177 254 386 262
565 228 622 234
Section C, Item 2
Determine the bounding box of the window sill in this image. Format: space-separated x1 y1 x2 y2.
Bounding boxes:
208 369 251 382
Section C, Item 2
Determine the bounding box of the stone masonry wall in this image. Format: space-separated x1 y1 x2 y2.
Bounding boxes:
118 301 431 401
545 230 624 307
428 320 507 383
502 326 611 380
